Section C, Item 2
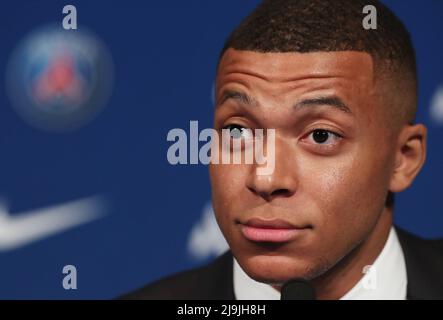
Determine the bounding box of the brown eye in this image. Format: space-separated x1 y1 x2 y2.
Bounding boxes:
312 129 329 143
308 129 342 145
223 124 252 140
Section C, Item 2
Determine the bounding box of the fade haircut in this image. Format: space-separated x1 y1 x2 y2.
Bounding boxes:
218 0 418 127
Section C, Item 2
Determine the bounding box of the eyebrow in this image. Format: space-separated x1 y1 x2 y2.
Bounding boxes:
218 89 352 115
294 96 352 115
218 89 259 107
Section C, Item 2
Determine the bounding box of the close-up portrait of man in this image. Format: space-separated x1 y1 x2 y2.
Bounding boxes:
122 0 443 300
1 0 443 303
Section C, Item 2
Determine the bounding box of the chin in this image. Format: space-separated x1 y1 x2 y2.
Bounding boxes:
238 253 322 285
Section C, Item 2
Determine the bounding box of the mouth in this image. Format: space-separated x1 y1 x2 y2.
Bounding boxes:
238 218 312 243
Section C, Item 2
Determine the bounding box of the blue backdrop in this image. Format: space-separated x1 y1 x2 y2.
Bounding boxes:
0 0 442 299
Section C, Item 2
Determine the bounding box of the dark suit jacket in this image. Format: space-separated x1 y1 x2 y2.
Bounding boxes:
121 228 443 300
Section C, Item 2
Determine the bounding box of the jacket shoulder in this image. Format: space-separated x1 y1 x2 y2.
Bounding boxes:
119 251 234 300
396 227 443 299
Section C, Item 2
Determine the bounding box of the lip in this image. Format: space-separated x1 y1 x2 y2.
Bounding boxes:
239 218 310 243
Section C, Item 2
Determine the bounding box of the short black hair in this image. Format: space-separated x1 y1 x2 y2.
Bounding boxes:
218 0 417 125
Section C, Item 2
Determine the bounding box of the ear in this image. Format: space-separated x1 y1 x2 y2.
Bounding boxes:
389 124 427 193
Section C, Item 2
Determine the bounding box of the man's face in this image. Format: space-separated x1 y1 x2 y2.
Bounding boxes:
210 49 398 284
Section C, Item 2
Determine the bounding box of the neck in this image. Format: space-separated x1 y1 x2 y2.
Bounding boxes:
274 206 393 300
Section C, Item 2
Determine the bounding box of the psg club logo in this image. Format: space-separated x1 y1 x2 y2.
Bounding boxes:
6 25 113 132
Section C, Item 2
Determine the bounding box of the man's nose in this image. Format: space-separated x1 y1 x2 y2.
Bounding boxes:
246 138 297 202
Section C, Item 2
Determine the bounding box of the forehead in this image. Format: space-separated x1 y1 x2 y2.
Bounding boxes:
216 49 378 120
218 49 375 83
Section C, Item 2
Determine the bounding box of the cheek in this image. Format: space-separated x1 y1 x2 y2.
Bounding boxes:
209 164 248 224
301 148 390 239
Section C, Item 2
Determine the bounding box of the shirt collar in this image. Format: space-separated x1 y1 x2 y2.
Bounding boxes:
233 227 407 300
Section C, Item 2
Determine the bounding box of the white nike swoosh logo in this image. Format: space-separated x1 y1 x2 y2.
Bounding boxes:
188 201 228 260
0 195 107 251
